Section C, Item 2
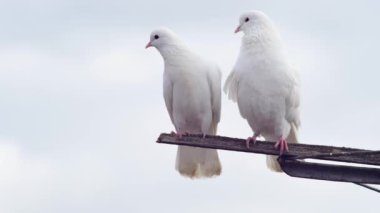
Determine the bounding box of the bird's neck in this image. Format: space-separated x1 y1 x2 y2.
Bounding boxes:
158 44 191 65
240 30 283 54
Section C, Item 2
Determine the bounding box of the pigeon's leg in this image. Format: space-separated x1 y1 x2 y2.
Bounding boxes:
171 131 189 139
274 137 289 155
246 132 260 148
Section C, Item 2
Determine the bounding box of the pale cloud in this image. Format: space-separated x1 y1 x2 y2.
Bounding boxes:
0 140 53 213
0 1 379 212
0 140 50 183
0 36 161 90
89 48 160 86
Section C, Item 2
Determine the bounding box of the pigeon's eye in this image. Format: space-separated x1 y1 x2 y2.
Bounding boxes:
154 35 159 39
245 17 249 22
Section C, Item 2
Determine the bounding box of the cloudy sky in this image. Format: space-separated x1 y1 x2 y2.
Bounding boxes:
0 0 379 212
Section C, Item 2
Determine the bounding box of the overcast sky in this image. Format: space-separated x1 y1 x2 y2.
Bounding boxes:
0 0 379 212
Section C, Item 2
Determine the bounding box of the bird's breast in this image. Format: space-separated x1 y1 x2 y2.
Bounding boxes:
170 72 211 130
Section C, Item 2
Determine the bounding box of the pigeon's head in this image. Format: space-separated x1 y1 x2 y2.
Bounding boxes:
235 10 273 35
145 28 180 50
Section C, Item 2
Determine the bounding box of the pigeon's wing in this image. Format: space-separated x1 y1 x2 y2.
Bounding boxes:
207 66 222 135
285 66 301 143
163 72 174 124
223 69 239 102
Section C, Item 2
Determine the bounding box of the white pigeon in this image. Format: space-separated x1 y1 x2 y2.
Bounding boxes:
146 28 222 178
224 10 301 172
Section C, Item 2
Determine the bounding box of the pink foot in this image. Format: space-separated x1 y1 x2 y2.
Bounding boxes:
170 131 189 139
274 137 289 155
246 134 258 148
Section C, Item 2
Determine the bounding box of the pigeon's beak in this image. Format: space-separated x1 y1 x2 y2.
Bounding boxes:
145 41 152 49
234 25 241 33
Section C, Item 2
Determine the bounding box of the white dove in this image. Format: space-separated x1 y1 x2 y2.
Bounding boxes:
224 10 300 172
146 28 222 178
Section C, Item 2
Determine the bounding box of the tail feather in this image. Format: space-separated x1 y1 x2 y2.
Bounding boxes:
176 146 221 178
286 123 299 144
209 118 218 135
266 156 283 172
175 121 221 179
266 123 299 172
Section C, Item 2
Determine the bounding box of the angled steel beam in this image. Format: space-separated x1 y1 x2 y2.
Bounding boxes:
157 133 380 185
157 133 380 165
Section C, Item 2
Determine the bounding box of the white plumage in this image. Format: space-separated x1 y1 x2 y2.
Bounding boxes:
224 10 301 172
146 28 222 178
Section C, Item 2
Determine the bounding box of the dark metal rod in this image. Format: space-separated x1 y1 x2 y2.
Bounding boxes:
157 133 380 190
354 183 380 193
157 133 380 166
278 158 380 184
290 150 380 160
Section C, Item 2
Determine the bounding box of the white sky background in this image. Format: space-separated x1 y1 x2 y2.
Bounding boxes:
0 0 379 212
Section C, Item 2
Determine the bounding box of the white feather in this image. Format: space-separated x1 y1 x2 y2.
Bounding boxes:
224 11 301 172
150 28 222 178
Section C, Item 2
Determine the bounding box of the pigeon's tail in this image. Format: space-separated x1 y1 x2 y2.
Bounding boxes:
223 71 238 102
266 155 283 172
266 123 299 172
176 122 221 178
286 122 299 144
210 118 218 135
175 146 221 178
